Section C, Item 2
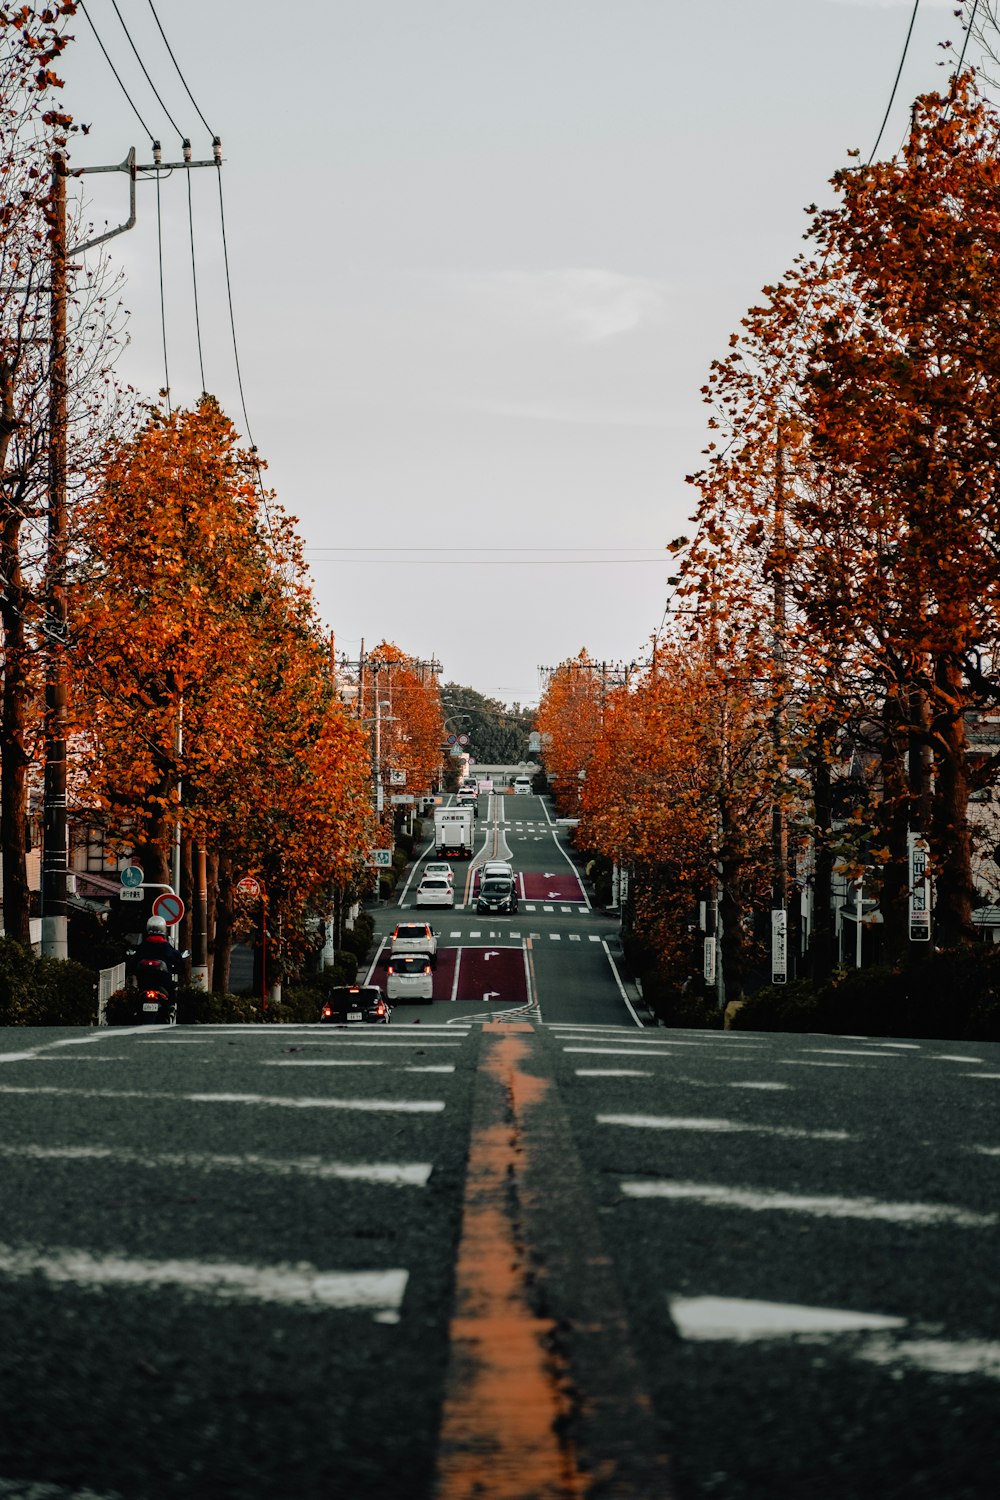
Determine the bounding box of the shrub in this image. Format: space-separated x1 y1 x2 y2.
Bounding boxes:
176 987 262 1025
0 937 36 1025
31 957 99 1025
728 949 1000 1042
341 911 374 960
727 979 820 1033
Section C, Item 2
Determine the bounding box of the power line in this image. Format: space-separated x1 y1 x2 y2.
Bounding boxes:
108 0 186 142
867 0 921 165
306 546 665 554
78 1 155 141
305 557 670 567
155 161 171 410
187 168 206 392
145 0 216 138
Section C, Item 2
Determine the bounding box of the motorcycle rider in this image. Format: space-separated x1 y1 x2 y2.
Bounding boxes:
132 914 184 998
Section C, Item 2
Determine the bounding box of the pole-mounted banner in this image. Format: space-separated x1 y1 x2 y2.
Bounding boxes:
908 831 931 942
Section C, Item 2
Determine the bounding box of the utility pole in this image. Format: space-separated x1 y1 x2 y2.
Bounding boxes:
770 424 789 985
40 140 221 958
41 153 69 959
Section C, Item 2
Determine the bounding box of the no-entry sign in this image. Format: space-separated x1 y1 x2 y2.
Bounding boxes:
152 891 185 926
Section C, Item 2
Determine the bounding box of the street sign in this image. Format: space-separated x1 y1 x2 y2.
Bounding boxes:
446 733 457 745
120 887 144 902
152 891 185 925
908 831 931 942
237 875 263 900
369 849 392 868
771 908 788 984
390 794 415 805
120 865 143 888
458 734 469 746
703 936 716 984
389 769 406 786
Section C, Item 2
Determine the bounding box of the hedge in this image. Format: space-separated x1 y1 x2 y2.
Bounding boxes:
729 948 1000 1042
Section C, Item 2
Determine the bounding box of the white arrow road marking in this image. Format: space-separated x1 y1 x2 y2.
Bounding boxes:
483 991 500 1002
483 951 500 960
0 1243 408 1321
670 1296 1000 1381
670 1296 904 1342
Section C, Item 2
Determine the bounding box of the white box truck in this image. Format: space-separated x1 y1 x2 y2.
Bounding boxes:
434 805 475 859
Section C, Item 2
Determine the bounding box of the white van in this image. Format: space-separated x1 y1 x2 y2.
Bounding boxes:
512 776 532 796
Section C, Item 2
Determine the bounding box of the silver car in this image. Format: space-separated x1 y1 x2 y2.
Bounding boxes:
385 955 433 1002
415 875 454 908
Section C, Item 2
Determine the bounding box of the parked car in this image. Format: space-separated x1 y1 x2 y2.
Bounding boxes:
385 955 434 1002
415 875 454 908
320 985 391 1025
390 922 438 965
476 878 518 915
423 861 454 883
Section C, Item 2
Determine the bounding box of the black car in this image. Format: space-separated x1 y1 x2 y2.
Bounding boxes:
320 985 391 1025
476 878 518 915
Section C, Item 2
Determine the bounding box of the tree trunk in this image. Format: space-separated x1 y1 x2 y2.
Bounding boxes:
808 740 836 984
0 365 32 949
206 851 218 991
718 794 747 1002
0 512 32 947
931 657 974 947
878 692 913 964
213 852 234 994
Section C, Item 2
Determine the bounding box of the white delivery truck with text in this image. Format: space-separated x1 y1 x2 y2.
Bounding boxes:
434 805 475 859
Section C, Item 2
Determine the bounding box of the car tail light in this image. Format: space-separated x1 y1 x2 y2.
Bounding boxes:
376 1003 385 1015
144 990 159 1000
387 965 395 975
322 1006 332 1017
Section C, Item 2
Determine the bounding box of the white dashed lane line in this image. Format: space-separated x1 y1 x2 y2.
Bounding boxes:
620 1181 995 1227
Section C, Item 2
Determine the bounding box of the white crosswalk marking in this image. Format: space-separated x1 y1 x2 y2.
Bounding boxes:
549 933 561 941
569 934 581 942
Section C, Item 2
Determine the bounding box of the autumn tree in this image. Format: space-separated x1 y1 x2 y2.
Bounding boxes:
682 78 1000 968
0 2 127 943
71 397 372 983
578 634 771 1005
535 651 604 815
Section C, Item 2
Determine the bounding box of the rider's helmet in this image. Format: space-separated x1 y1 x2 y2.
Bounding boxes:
146 915 167 936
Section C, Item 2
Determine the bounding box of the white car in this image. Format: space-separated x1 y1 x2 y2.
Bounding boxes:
415 875 454 908
512 776 532 795
423 861 454 884
385 955 433 1002
480 860 513 885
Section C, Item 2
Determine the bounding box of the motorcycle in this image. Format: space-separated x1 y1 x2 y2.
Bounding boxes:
123 948 189 1025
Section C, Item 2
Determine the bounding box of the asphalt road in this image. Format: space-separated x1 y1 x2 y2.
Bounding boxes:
0 793 997 1498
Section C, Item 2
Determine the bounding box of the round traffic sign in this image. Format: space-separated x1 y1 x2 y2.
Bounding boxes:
152 891 185 925
120 865 143 889
446 733 457 745
458 734 469 746
237 875 263 900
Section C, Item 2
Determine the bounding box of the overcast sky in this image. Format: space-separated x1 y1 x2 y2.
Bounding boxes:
61 0 967 705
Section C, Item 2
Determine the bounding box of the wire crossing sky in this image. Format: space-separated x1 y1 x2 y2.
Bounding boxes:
62 0 968 703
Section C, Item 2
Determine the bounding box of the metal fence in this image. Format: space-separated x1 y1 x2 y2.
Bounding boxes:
96 962 126 1026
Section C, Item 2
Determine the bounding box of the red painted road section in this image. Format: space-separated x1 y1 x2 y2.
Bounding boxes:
520 871 586 903
470 870 586 903
372 946 526 1004
453 946 528 1005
